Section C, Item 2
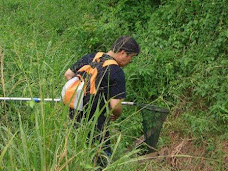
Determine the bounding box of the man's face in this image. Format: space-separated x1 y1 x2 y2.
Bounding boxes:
118 50 136 67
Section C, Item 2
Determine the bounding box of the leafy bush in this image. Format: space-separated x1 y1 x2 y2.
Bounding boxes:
126 0 228 124
0 0 227 170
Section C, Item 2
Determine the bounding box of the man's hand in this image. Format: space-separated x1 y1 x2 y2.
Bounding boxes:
110 98 123 121
110 114 118 121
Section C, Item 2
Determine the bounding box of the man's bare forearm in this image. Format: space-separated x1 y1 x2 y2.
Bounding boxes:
64 69 75 80
110 98 123 121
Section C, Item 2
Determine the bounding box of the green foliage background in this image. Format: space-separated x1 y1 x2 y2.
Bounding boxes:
0 0 227 170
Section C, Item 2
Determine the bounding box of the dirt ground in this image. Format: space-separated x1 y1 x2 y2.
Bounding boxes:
140 133 228 171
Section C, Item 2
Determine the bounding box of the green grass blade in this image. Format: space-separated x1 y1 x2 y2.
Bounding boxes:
0 131 18 169
109 133 121 163
18 113 31 170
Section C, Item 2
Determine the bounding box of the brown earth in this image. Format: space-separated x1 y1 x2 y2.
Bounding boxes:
139 133 228 171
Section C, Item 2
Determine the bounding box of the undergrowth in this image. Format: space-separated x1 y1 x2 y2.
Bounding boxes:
0 0 227 170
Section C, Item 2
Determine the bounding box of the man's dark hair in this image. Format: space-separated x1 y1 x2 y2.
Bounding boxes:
111 36 140 55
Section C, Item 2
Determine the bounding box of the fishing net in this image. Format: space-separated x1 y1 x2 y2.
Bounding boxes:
140 106 169 153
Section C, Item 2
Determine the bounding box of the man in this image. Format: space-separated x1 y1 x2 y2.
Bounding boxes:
64 36 140 156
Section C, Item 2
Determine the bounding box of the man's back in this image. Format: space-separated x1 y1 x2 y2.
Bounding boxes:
70 53 126 123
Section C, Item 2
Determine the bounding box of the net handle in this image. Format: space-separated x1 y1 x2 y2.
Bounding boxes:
122 101 169 113
0 97 170 113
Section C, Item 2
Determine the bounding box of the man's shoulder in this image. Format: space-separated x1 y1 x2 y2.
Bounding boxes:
81 52 124 76
108 65 125 80
80 53 96 63
109 64 123 73
84 53 96 58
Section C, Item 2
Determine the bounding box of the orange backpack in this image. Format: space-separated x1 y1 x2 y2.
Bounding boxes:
61 52 118 110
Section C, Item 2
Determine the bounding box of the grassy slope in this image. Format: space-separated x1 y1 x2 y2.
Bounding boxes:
0 0 227 170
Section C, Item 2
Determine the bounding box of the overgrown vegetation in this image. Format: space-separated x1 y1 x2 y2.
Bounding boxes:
0 0 227 170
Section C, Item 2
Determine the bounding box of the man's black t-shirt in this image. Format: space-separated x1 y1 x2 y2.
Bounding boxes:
70 53 126 128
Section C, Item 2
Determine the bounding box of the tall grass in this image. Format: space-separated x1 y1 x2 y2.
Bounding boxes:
1 97 145 170
0 0 227 170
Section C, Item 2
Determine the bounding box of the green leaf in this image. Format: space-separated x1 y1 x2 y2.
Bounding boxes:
29 101 35 108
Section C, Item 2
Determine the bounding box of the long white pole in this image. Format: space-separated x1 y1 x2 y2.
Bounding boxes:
0 97 135 105
0 97 61 102
0 97 169 113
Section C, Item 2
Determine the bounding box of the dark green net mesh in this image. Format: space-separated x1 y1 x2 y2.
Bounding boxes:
141 108 168 153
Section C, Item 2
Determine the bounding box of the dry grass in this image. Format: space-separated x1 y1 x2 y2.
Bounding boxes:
140 133 228 171
0 46 7 120
126 100 228 171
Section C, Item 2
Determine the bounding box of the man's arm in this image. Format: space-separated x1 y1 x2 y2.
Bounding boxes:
65 54 94 80
64 69 75 80
110 98 123 121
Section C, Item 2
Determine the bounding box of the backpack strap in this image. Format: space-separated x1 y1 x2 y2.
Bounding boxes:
103 60 118 67
77 52 118 94
77 65 98 94
92 52 118 66
92 52 104 62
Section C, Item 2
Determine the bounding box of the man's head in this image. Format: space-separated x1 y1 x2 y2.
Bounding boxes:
109 36 140 67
